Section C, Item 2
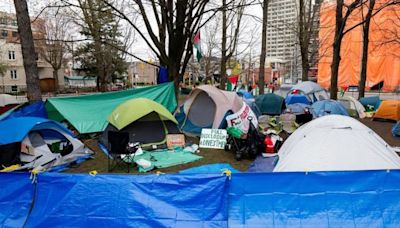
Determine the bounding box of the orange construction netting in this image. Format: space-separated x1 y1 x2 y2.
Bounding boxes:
318 1 400 92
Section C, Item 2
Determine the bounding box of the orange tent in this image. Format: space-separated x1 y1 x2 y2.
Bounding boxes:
318 1 400 92
374 100 400 121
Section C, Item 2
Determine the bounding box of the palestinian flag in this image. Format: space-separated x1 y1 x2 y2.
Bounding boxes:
227 75 239 91
193 32 203 62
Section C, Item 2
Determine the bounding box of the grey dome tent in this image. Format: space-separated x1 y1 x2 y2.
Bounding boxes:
289 81 329 103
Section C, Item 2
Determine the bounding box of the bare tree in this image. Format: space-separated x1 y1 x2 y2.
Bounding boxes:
297 0 321 82
220 0 246 89
38 10 72 92
358 0 375 99
330 0 399 99
330 0 365 100
258 0 268 94
99 0 213 95
203 16 220 83
14 0 42 102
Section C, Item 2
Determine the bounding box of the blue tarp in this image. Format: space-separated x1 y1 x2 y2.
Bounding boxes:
2 171 400 227
393 121 400 137
285 94 311 105
0 117 75 145
247 156 277 172
25 173 228 227
311 100 349 117
360 96 381 110
157 66 169 84
229 170 400 227
0 173 33 228
0 101 47 121
237 90 254 100
180 163 240 174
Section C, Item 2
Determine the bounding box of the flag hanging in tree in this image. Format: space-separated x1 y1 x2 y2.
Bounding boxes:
193 32 203 62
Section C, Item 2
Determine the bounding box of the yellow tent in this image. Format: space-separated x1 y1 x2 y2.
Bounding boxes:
374 100 400 121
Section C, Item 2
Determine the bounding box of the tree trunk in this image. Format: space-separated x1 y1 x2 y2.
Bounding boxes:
14 0 42 102
299 0 309 82
258 0 268 95
220 0 227 90
52 69 59 92
167 62 180 98
358 0 375 99
330 0 344 100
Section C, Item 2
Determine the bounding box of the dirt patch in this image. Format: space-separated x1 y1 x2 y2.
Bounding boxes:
66 117 399 174
360 118 400 147
66 138 253 174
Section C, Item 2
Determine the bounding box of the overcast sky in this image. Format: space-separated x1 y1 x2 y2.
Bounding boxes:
0 0 263 61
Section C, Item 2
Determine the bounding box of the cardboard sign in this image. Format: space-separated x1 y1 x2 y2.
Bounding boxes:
199 129 227 149
226 102 258 134
166 134 185 149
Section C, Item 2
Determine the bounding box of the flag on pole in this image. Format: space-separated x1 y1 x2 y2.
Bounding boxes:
193 32 203 62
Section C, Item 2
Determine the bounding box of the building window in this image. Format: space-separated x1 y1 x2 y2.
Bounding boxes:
12 31 18 37
11 20 17 26
8 51 15 60
1 30 7 38
10 70 17 80
0 17 6 25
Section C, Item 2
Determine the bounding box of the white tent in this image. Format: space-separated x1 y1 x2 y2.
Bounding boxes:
274 115 400 172
338 95 366 118
0 94 19 107
290 81 329 103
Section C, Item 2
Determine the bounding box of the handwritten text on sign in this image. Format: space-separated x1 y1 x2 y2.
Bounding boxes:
199 129 227 149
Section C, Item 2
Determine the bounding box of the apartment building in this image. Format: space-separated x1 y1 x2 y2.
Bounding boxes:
266 0 321 82
127 61 158 85
0 12 63 93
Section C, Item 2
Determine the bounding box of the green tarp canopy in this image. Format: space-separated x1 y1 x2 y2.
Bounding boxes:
46 83 177 134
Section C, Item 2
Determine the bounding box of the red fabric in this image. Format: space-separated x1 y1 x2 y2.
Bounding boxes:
228 75 239 84
193 32 200 44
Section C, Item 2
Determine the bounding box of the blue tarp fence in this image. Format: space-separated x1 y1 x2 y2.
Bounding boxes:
1 171 400 227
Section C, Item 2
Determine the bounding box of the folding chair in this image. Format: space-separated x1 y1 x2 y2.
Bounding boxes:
107 131 134 172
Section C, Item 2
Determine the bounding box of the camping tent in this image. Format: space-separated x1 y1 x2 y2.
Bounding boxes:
338 95 366 118
359 96 381 111
274 115 400 172
0 101 47 121
255 93 285 115
393 121 400 137
285 94 311 105
374 100 400 121
100 98 180 148
237 90 254 100
289 81 329 103
311 99 349 117
0 117 92 172
175 85 243 136
46 82 177 134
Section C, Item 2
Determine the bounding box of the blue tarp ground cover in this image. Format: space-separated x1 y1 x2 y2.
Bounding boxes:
228 171 400 227
2 171 400 227
247 156 276 173
180 163 240 174
24 173 228 228
0 173 33 228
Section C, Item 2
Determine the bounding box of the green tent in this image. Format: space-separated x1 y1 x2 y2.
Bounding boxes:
255 93 285 115
46 83 177 134
108 98 177 130
100 98 180 148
